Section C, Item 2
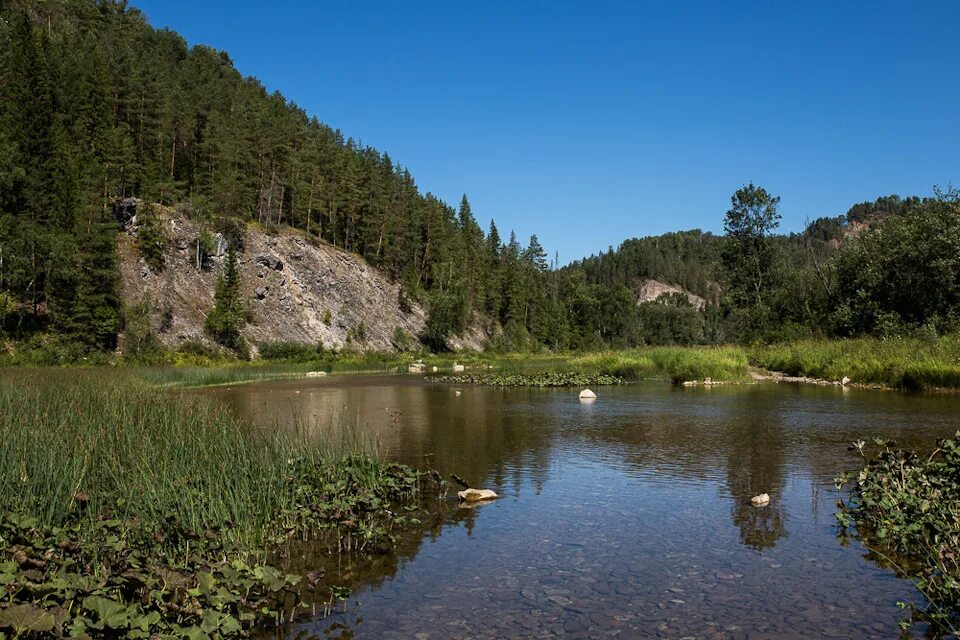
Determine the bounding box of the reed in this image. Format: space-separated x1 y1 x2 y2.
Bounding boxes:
749 336 960 390
0 368 411 541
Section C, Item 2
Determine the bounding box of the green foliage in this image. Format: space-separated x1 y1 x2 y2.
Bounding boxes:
136 204 166 272
257 341 325 362
423 288 466 351
122 296 161 361
196 229 216 270
831 190 960 336
0 369 427 636
837 436 960 633
722 183 782 313
346 321 367 345
749 336 960 390
435 371 624 387
205 245 246 353
392 327 415 352
637 293 705 345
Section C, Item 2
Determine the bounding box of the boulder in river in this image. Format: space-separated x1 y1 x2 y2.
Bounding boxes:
750 493 771 507
579 389 597 399
458 488 498 502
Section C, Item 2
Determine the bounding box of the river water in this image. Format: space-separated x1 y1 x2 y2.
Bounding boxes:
205 376 960 639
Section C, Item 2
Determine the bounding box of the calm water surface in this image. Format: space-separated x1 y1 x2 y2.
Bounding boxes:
205 376 960 639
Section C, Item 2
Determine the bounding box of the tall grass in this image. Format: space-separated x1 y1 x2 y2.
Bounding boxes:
0 369 394 540
749 336 960 390
570 347 750 382
137 353 410 388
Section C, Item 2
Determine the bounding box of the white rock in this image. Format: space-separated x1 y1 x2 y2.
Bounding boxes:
408 363 426 373
432 366 438 372
305 371 327 377
457 488 498 502
579 389 597 399
841 376 851 386
455 390 462 396
750 493 771 507
452 364 465 372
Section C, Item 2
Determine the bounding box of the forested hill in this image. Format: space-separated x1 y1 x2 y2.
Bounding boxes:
567 193 924 301
2 0 957 360
0 0 560 355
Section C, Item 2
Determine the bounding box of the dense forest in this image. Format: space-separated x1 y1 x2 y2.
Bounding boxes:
1 0 958 358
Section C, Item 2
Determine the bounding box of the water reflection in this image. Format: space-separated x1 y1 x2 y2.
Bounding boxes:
203 377 960 639
723 392 787 551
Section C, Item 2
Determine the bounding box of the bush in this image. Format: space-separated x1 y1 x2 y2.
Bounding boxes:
137 203 166 272
837 436 960 633
258 341 325 362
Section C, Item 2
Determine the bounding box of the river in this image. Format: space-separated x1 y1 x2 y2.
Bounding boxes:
203 376 960 639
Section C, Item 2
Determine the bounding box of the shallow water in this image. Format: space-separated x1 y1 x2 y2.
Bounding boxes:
205 376 960 639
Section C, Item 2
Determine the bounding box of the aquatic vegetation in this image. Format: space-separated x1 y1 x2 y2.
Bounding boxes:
433 371 623 387
836 435 960 634
750 336 960 390
136 353 410 388
0 369 427 637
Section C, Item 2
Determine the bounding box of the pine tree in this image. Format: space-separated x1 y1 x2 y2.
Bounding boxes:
205 244 246 352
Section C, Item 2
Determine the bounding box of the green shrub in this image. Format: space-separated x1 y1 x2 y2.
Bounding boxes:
258 341 325 362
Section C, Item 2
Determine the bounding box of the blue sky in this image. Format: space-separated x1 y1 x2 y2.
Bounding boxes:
134 0 959 263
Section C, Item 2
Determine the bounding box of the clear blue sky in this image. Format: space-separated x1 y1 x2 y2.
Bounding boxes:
134 0 959 263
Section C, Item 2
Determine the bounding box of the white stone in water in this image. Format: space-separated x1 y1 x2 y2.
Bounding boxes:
408 363 426 373
841 376 851 386
458 488 498 502
455 390 462 396
579 389 597 399
750 493 771 507
305 371 327 377
452 364 465 372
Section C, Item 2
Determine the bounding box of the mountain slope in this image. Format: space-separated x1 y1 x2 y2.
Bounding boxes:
117 203 487 353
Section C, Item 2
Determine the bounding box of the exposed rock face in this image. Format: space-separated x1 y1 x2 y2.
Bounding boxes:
634 278 707 310
117 205 486 353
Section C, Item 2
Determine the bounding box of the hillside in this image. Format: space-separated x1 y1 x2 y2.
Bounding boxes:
1 0 955 357
0 0 552 355
117 202 486 353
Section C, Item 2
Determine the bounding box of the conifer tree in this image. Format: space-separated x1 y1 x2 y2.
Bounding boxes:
205 244 246 352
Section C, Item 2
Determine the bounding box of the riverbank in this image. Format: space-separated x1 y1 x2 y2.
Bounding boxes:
837 434 960 635
6 336 960 392
0 369 432 638
749 337 960 391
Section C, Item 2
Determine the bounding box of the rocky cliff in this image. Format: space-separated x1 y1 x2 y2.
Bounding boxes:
634 279 707 310
117 203 485 354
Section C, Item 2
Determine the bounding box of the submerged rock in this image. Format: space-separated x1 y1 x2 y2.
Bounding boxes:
458 488 498 502
750 493 771 507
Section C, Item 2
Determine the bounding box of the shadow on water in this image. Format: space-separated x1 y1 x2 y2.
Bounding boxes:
203 377 960 639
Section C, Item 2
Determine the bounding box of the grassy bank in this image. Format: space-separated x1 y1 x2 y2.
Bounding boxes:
836 435 960 635
432 347 750 386
0 369 428 638
750 337 960 390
